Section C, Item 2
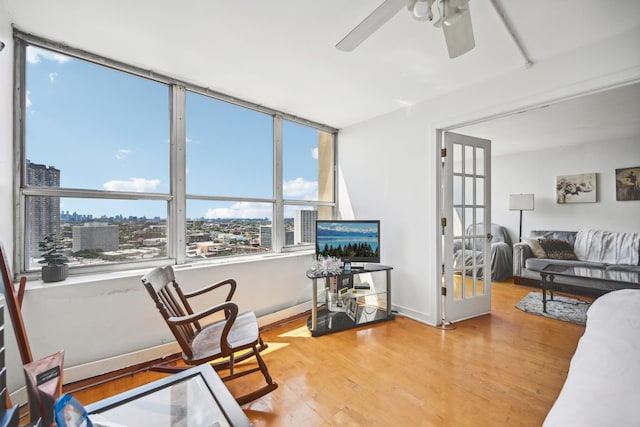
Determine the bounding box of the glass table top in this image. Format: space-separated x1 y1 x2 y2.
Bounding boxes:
90 375 231 427
536 264 640 285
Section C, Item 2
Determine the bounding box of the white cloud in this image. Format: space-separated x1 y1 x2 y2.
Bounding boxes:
283 177 318 200
49 72 58 82
26 90 32 109
102 178 160 192
312 147 318 160
26 47 71 64
115 149 132 160
205 202 271 219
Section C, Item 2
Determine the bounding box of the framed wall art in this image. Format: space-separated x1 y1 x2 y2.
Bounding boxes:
615 166 640 201
556 173 597 204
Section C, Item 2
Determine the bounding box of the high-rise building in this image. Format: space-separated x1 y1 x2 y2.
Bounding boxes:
26 161 61 258
285 230 294 246
72 223 119 252
259 225 272 249
294 210 317 245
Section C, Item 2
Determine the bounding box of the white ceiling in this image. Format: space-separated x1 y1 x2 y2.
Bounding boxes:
454 82 640 157
2 0 640 150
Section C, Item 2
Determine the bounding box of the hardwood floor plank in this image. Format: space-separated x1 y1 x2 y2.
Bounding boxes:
71 281 590 426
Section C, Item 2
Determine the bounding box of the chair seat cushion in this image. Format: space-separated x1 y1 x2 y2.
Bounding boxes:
188 311 259 363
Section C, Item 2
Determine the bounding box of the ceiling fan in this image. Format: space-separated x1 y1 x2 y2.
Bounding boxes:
336 0 475 59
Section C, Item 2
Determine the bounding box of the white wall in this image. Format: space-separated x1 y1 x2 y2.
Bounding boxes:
3 253 313 397
339 27 640 326
339 110 437 324
491 137 640 242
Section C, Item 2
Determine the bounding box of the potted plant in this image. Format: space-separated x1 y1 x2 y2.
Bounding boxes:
38 233 69 283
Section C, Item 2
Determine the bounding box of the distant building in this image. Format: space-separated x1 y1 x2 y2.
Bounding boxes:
187 232 210 243
294 210 317 244
26 161 61 257
72 222 119 252
142 237 166 247
260 225 272 249
285 230 294 246
195 242 230 256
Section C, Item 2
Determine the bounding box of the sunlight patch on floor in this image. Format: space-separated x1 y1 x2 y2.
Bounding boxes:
277 325 312 338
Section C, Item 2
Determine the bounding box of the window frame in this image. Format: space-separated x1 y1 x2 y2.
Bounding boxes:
13 30 338 276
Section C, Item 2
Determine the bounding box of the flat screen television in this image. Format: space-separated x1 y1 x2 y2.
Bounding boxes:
315 220 380 264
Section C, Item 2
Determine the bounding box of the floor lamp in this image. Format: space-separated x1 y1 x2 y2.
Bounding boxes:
509 193 534 241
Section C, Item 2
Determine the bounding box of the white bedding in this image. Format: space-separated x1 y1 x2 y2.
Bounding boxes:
574 229 640 265
543 289 640 426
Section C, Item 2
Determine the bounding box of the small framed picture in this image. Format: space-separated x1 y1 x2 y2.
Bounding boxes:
337 273 352 291
338 287 349 298
556 173 596 204
346 298 358 321
616 166 640 201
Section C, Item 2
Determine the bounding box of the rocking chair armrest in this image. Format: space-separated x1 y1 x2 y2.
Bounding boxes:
166 301 238 326
183 278 237 302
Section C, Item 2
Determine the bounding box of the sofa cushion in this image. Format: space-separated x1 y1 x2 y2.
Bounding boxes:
538 238 578 260
525 258 607 271
530 230 577 246
522 237 546 258
574 229 640 265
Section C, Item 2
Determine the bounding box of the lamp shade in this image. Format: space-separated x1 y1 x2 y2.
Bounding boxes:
509 193 534 211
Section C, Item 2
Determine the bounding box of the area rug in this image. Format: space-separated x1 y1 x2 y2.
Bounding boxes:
515 291 590 325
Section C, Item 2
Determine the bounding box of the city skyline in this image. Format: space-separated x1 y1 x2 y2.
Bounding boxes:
59 207 313 222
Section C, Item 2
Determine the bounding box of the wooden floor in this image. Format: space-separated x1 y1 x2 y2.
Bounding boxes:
69 281 591 426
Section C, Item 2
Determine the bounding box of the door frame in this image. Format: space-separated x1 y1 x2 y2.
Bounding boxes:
432 80 639 326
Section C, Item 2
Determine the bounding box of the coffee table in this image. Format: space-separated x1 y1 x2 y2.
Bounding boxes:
86 364 251 426
529 264 640 313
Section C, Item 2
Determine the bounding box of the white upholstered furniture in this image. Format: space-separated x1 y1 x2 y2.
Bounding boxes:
543 289 640 426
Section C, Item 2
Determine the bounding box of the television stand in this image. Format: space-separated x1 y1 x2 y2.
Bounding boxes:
305 264 394 337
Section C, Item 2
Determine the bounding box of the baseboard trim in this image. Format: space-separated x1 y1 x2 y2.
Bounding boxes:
391 304 436 327
10 301 312 405
257 301 311 328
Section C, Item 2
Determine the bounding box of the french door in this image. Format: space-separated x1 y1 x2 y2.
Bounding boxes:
442 132 492 322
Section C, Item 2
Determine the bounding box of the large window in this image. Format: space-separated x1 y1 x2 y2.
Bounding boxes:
21 44 170 272
184 92 274 260
283 120 335 247
14 32 337 275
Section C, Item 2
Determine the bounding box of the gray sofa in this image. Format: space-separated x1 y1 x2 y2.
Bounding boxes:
513 229 640 292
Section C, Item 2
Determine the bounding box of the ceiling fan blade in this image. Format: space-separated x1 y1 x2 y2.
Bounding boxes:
441 0 475 58
336 0 407 52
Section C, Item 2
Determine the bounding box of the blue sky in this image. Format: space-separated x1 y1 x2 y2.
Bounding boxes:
25 46 321 220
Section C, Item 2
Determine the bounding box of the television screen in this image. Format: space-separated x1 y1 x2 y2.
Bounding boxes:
315 220 380 264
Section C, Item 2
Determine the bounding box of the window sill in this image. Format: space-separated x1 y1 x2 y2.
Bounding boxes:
23 250 314 291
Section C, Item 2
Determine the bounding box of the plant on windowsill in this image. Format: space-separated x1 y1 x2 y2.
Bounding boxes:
38 233 69 283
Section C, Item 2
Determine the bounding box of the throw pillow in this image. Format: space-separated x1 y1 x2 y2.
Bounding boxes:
538 238 578 260
522 237 546 258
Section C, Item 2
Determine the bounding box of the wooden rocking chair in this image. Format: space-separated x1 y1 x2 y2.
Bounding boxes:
141 266 277 405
